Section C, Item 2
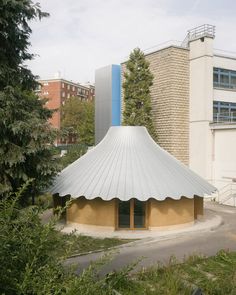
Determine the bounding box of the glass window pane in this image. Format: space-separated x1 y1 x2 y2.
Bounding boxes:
118 201 130 228
231 75 236 88
232 110 236 122
220 74 229 85
134 200 146 228
213 72 218 83
220 69 229 74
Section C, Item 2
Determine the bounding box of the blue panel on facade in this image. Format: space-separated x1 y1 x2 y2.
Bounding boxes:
111 65 121 126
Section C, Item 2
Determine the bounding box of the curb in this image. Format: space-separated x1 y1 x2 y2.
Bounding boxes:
67 241 135 258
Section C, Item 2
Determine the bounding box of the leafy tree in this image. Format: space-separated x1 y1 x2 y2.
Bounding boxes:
0 0 60 202
123 48 157 141
61 97 95 146
58 144 88 169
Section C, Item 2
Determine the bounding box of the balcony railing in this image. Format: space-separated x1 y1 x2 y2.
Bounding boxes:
213 111 236 123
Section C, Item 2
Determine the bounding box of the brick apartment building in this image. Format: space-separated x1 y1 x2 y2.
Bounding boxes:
37 78 95 144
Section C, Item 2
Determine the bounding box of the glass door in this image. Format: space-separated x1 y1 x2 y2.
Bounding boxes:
118 201 130 228
134 199 146 228
118 199 146 229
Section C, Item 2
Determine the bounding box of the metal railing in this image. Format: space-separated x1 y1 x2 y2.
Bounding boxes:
217 182 236 206
182 24 215 47
213 111 236 123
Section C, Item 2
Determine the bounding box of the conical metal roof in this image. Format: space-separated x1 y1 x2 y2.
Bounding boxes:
51 126 216 200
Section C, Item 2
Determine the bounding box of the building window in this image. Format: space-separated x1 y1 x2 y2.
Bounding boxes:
213 100 236 122
35 84 41 91
62 83 65 88
67 85 70 90
67 93 70 99
62 92 65 97
43 91 49 95
43 82 49 86
213 68 236 89
72 86 75 91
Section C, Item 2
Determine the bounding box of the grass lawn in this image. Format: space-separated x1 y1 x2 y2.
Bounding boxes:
59 233 133 256
110 250 236 295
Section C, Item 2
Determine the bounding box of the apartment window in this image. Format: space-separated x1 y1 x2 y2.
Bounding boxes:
62 83 65 88
43 91 49 95
67 85 70 90
72 86 75 91
213 68 236 89
67 93 70 99
43 82 48 86
213 100 236 122
62 92 65 98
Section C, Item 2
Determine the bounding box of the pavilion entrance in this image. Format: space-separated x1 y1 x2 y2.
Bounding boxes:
118 199 147 229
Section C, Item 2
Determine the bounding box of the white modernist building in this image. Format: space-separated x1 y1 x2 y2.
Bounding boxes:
189 25 236 205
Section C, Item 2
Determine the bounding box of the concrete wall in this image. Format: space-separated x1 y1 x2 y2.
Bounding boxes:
67 197 116 228
211 54 236 192
148 197 194 227
121 46 189 165
214 89 236 104
211 127 236 189
189 36 214 181
214 55 236 70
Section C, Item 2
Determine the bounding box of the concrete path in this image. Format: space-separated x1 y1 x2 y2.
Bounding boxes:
65 201 236 274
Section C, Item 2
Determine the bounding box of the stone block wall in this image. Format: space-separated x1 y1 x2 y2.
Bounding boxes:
122 46 189 165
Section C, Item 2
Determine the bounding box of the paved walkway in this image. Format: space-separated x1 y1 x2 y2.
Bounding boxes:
65 202 236 274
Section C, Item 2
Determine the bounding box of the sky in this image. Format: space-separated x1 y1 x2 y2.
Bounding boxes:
27 0 236 84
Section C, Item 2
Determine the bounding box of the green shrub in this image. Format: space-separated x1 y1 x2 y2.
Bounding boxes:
35 193 53 208
0 186 132 294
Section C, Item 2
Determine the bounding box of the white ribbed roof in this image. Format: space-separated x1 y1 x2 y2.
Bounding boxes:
51 126 216 200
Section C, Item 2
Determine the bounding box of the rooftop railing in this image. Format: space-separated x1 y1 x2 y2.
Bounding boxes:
182 24 215 47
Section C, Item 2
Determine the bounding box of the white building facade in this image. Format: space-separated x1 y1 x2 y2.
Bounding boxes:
188 25 236 205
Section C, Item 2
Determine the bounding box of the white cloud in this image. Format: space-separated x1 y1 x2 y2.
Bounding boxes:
27 0 236 83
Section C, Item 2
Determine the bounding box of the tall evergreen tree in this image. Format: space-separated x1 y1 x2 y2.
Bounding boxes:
0 1 60 203
123 48 157 141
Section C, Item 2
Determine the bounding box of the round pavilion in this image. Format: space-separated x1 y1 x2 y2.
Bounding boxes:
51 126 216 231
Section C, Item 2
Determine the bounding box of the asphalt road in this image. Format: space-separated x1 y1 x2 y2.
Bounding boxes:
66 202 236 275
